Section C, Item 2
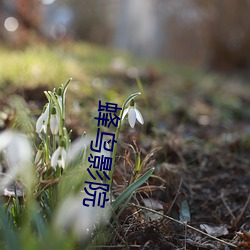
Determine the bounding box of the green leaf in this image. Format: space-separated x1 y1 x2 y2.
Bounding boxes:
135 152 141 173
32 209 46 237
0 208 21 250
112 167 154 211
62 78 72 98
179 199 191 222
112 192 133 225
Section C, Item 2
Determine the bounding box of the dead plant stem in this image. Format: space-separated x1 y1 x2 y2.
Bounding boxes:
166 178 183 215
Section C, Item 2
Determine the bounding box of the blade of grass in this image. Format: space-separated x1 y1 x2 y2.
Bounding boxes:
0 208 21 250
112 192 133 225
112 167 154 211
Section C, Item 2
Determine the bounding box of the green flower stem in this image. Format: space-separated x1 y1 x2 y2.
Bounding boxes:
63 127 70 150
61 78 71 127
108 92 141 188
52 134 56 152
44 139 49 165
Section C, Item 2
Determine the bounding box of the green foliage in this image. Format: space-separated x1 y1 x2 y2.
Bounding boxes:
0 80 152 249
0 43 130 87
112 167 155 212
0 46 69 86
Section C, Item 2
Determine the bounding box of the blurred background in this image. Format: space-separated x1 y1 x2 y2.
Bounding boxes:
1 0 250 72
0 2 250 249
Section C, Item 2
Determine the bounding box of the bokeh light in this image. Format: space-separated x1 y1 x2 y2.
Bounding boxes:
4 17 19 32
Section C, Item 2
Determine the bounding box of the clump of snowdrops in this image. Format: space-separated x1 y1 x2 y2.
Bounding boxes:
0 79 154 249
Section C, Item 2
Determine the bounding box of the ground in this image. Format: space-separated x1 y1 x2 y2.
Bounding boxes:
0 42 249 249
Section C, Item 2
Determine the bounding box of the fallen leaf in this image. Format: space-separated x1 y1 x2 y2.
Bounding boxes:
237 231 250 248
143 198 163 211
174 192 191 222
179 199 191 222
200 224 229 237
142 198 164 221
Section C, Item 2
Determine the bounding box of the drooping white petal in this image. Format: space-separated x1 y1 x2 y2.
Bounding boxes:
59 148 67 169
57 158 65 169
121 101 144 128
51 147 61 168
41 121 48 133
122 107 129 120
36 104 50 134
135 109 144 125
44 103 50 117
51 147 67 169
50 114 59 135
57 96 63 111
36 113 45 133
128 107 136 128
61 148 67 161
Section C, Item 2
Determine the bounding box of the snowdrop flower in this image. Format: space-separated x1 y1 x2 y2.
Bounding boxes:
51 143 67 169
122 99 144 128
36 103 50 133
54 193 110 241
0 130 33 190
50 106 59 135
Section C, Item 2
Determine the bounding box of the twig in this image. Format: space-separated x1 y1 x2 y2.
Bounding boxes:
184 221 187 250
166 178 183 215
129 203 237 249
39 177 60 184
221 190 236 221
89 244 141 248
34 179 59 198
233 192 250 227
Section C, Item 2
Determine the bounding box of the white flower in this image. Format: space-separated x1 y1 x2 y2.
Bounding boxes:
51 145 67 169
0 130 33 190
36 104 50 133
57 95 63 111
54 194 110 240
50 106 59 135
122 100 144 128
